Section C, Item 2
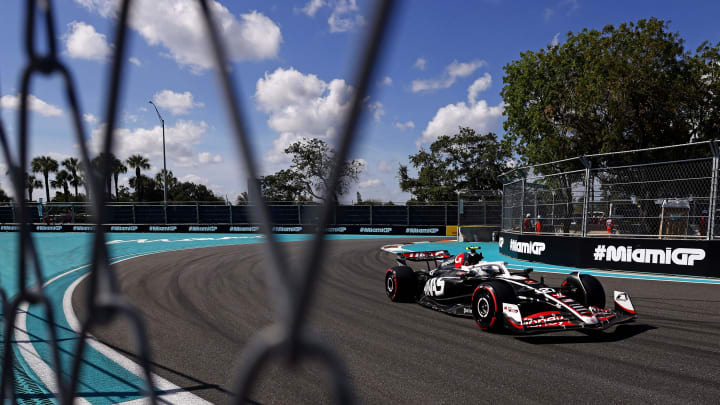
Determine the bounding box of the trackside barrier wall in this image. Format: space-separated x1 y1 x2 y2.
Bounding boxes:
0 223 448 236
498 231 717 277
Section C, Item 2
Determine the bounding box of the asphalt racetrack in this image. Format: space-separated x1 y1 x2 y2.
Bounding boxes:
73 238 720 404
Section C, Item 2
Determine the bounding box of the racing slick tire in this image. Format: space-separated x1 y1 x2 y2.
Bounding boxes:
563 273 606 308
385 266 418 302
471 280 516 332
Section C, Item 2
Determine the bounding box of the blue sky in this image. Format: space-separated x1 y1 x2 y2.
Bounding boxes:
1 0 719 203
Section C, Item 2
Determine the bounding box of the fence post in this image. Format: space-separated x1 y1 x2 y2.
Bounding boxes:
708 141 719 239
196 202 200 224
298 203 302 225
369 204 373 225
520 177 525 234
71 204 75 223
444 203 448 226
131 203 135 224
406 204 410 225
229 204 233 224
580 157 591 237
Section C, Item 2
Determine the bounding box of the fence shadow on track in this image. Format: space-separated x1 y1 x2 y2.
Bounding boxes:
0 0 396 403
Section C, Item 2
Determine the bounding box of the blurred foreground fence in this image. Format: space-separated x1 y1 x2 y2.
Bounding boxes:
0 200 501 226
501 141 720 240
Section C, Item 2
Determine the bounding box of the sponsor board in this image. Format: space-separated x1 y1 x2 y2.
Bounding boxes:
498 231 719 277
0 223 448 236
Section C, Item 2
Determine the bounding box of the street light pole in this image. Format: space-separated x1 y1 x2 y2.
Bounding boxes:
149 101 168 223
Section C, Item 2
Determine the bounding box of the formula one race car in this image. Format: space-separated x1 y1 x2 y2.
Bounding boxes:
382 246 638 334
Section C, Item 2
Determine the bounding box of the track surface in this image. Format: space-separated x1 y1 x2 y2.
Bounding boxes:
74 238 720 404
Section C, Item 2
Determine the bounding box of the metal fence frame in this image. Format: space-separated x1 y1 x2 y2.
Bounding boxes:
501 141 720 240
0 201 501 226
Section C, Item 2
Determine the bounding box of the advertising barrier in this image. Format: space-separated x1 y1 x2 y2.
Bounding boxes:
0 223 447 236
498 231 718 277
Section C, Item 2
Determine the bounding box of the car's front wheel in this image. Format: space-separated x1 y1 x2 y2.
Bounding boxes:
471 280 516 331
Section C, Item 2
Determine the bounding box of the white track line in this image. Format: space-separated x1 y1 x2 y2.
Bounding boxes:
15 250 211 404
64 272 210 404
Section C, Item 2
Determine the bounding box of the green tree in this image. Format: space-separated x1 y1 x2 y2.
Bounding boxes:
62 157 82 199
259 169 310 202
50 170 71 201
154 169 178 194
280 138 363 202
398 128 510 202
126 154 150 201
0 186 9 202
91 153 115 200
30 156 59 202
112 157 127 201
501 18 719 166
25 173 42 201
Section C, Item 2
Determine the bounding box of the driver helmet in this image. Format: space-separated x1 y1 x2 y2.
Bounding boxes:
526 213 531 218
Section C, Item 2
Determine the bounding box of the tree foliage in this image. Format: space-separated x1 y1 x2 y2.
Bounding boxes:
398 128 511 202
259 138 363 202
31 155 58 202
501 18 720 168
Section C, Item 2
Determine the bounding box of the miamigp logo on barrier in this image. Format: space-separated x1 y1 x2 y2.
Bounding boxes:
509 239 546 255
593 245 705 266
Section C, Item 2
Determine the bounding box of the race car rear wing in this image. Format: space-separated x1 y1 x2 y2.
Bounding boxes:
398 250 451 261
394 250 451 271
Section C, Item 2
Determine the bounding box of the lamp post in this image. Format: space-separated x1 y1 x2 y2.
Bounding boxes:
148 101 168 223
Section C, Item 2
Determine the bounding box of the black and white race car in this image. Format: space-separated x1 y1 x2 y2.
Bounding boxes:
382 246 637 334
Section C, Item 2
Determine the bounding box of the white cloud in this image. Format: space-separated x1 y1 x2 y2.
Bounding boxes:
128 57 141 66
358 178 381 188
64 21 112 62
377 160 395 174
84 113 98 124
198 152 223 164
414 57 427 71
90 120 209 167
75 0 282 72
265 132 304 165
255 67 353 140
0 94 63 117
381 76 392 86
367 101 385 122
393 121 415 131
298 0 325 17
467 73 492 104
418 78 504 146
411 59 486 93
544 8 555 21
551 33 560 46
180 174 209 185
152 90 204 115
328 0 365 33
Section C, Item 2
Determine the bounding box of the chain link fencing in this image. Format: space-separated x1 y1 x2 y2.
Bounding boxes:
501 141 720 240
0 0 395 403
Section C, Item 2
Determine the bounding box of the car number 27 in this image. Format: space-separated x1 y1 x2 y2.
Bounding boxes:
424 278 447 297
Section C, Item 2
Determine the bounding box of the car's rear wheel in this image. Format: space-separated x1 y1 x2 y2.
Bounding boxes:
562 273 605 308
385 266 418 302
471 280 516 331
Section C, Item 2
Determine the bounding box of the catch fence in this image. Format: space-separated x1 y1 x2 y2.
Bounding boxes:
0 201 501 226
501 141 720 240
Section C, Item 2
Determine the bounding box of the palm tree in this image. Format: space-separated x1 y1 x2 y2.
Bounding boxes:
62 157 82 199
91 153 115 200
126 154 150 201
31 156 59 202
112 157 127 201
25 173 43 201
51 170 71 201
